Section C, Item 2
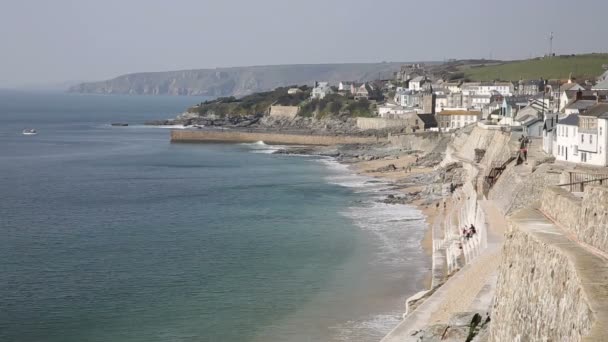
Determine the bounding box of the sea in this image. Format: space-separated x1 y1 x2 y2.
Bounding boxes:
0 90 429 342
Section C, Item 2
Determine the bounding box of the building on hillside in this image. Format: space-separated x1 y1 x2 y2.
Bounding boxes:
564 99 599 115
443 82 462 94
354 83 374 100
287 88 302 95
394 89 421 107
593 78 608 91
395 64 425 82
435 94 448 112
517 80 542 96
436 109 482 132
462 82 513 97
553 114 579 163
338 82 354 93
377 102 417 118
311 82 333 100
409 76 427 91
446 92 463 108
521 115 544 137
542 112 560 155
576 103 608 166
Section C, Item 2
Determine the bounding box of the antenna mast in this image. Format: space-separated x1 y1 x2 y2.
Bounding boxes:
549 32 554 57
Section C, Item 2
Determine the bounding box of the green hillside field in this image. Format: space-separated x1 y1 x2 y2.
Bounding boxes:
463 54 608 81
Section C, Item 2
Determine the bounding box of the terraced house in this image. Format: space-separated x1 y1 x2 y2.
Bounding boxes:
550 103 608 166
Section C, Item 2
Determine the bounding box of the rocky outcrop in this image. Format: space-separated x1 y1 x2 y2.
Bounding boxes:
68 63 403 97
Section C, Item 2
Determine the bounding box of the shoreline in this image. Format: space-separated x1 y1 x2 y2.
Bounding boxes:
349 155 439 290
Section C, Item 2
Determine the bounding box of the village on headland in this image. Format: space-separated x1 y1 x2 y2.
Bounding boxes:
160 55 608 341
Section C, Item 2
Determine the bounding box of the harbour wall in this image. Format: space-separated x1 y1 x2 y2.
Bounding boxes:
170 129 383 145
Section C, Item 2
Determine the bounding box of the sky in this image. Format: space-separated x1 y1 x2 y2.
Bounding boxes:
1 0 607 87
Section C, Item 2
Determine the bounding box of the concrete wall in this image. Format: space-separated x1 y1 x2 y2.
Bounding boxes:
387 131 447 152
268 105 299 119
355 117 411 130
170 129 382 146
489 227 593 342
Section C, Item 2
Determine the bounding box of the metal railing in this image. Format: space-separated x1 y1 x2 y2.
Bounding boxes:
557 175 608 192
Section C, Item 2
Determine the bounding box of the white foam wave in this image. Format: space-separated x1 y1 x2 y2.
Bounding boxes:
329 313 402 342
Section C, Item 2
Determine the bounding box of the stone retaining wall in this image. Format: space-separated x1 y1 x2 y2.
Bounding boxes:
541 185 608 255
170 129 383 145
356 117 411 130
579 186 608 254
387 132 447 152
489 226 593 342
540 186 582 236
268 105 299 119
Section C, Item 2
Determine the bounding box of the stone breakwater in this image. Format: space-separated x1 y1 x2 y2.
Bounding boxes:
170 129 383 146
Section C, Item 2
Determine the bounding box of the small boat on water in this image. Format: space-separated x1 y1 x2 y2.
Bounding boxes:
111 123 129 127
22 129 37 136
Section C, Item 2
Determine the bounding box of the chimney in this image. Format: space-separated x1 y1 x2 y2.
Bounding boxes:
596 91 600 104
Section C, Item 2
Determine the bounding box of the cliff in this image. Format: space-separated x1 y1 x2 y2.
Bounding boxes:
68 63 403 97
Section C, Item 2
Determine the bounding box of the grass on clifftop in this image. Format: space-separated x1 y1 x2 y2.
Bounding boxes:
463 54 608 81
188 86 376 118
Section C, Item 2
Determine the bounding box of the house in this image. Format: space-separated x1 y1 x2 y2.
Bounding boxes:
409 76 427 91
311 82 333 100
576 103 608 166
377 102 417 118
542 112 561 155
593 78 608 91
435 94 448 112
394 89 421 107
354 83 374 100
436 109 482 131
564 99 598 115
518 80 542 96
287 88 302 95
553 114 579 163
443 82 462 94
521 115 544 137
338 82 354 93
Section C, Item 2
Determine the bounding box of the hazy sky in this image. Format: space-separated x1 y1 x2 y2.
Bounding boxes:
1 0 607 87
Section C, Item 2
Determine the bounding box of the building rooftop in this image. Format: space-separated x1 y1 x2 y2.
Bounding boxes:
566 100 599 111
438 110 482 116
593 78 608 90
558 114 579 126
580 103 608 119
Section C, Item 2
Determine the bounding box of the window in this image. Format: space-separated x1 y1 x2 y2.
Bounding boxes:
574 145 578 155
600 127 603 136
590 135 593 144
581 134 585 143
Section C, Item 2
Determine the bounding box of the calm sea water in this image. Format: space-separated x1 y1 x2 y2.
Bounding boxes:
0 91 429 342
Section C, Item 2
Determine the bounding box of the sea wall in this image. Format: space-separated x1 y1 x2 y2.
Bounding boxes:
540 186 582 237
170 129 383 145
387 131 447 153
356 117 410 130
268 105 299 119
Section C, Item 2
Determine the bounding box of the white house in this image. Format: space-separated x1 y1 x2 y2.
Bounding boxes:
394 89 420 107
409 76 426 91
576 103 608 166
436 109 482 132
553 114 580 163
435 95 448 112
311 82 333 100
287 88 302 95
542 113 560 155
338 81 354 92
